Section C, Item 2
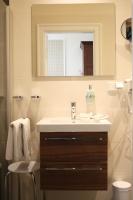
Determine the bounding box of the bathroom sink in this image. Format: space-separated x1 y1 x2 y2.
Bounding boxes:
36 117 111 132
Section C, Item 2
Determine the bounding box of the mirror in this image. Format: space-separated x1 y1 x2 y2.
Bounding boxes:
31 4 116 77
46 32 93 76
121 18 132 41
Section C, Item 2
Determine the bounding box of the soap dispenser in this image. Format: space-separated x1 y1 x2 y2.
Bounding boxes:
85 85 95 113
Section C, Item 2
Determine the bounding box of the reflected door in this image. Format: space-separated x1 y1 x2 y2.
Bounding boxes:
81 41 93 76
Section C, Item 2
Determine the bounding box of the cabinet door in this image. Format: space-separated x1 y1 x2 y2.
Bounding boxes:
40 132 107 162
40 162 107 190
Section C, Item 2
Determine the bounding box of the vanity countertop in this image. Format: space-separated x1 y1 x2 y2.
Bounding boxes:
36 117 111 132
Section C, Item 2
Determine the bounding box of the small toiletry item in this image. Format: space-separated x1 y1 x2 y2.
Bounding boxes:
85 85 95 113
86 85 95 104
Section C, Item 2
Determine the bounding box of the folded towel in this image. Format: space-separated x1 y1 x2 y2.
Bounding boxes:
6 118 23 161
21 118 31 161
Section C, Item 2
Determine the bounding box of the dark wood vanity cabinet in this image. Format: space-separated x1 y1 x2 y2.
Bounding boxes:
40 132 107 190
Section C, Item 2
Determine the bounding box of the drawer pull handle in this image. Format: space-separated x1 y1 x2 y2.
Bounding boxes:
44 137 78 141
99 137 103 141
44 137 105 142
45 167 103 171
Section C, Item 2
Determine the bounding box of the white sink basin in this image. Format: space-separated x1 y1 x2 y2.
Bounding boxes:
36 117 111 132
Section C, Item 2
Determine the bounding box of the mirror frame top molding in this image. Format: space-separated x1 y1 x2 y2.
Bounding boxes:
31 3 116 78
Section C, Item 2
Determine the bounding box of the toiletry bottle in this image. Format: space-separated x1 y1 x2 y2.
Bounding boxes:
85 85 95 113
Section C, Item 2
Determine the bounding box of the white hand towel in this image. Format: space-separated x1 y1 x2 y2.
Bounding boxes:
21 118 31 161
6 118 23 161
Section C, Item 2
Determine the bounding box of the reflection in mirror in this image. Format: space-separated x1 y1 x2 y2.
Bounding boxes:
31 4 116 77
121 18 132 41
46 32 93 76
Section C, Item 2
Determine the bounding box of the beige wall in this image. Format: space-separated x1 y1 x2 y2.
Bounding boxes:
9 0 132 200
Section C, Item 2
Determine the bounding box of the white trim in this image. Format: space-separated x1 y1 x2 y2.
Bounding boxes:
37 23 102 76
6 7 12 124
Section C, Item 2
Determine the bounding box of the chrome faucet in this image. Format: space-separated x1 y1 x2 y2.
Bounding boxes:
71 102 76 121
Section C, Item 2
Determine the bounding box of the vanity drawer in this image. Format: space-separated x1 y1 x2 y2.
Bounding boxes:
40 132 107 162
40 162 107 190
